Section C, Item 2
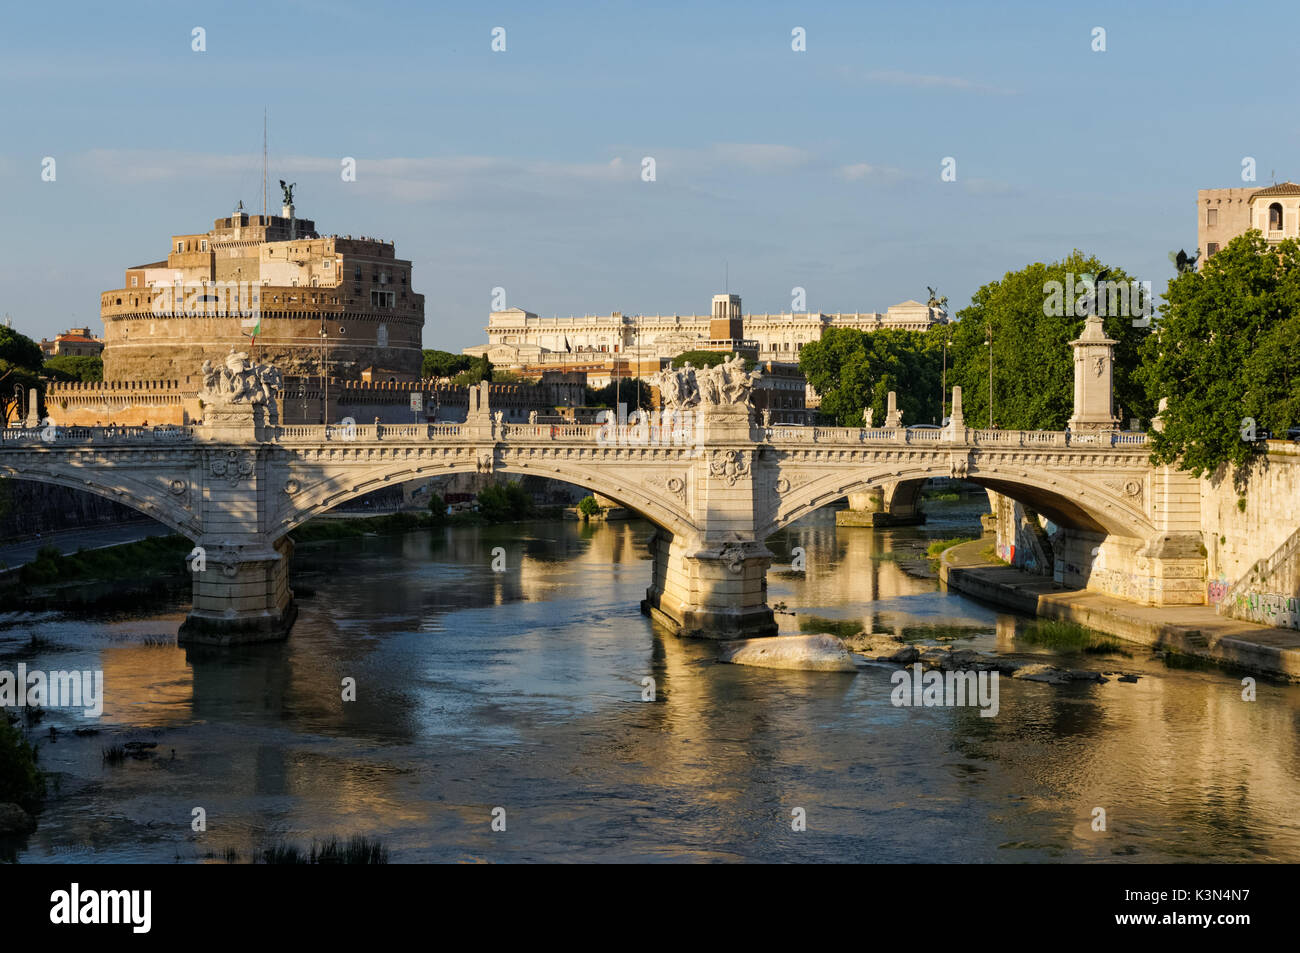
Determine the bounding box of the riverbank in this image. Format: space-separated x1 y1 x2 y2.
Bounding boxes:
940 537 1300 680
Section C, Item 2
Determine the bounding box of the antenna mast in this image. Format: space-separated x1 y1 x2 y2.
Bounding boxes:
262 108 268 219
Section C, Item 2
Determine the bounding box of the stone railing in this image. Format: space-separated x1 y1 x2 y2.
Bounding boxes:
761 426 1149 449
0 425 194 445
1 419 1152 453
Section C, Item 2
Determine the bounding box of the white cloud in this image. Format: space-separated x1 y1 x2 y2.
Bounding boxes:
839 67 1015 96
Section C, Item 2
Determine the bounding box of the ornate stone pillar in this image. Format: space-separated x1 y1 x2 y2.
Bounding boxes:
180 355 297 646
1068 315 1119 431
640 369 776 638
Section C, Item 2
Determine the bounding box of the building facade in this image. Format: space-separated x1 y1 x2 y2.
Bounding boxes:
1198 182 1300 261
39 327 104 358
463 295 946 368
99 200 425 382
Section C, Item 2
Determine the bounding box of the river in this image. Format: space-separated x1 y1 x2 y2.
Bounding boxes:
4 500 1299 863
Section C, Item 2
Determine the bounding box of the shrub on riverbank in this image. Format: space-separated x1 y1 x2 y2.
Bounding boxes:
1018 619 1128 655
18 536 192 586
0 713 45 811
577 495 600 520
476 482 535 523
259 834 389 864
926 536 977 558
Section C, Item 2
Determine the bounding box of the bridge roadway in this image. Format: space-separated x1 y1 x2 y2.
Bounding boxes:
2 409 1195 646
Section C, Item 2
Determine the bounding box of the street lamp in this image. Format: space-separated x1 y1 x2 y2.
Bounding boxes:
984 326 993 429
12 384 21 427
318 321 328 425
939 333 950 423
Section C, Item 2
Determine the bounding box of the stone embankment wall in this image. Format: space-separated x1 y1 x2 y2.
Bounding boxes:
988 444 1300 627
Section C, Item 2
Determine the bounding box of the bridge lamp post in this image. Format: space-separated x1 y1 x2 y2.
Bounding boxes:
939 336 950 423
984 328 993 428
318 321 328 425
11 384 20 427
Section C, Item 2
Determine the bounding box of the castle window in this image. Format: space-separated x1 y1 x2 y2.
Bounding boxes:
131 276 138 287
200 240 208 252
323 259 332 269
354 265 362 280
1269 203 1283 231
1206 208 1217 227
1207 242 1219 256
176 242 183 253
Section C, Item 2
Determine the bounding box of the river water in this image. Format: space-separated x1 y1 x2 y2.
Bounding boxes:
4 500 1299 863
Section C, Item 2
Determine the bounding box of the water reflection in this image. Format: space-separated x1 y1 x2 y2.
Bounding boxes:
3 501 1299 863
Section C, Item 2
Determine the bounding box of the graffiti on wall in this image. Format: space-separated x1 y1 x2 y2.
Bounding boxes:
1206 575 1229 605
1230 591 1300 630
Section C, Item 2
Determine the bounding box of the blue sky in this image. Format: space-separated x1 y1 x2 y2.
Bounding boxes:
2 0 1297 352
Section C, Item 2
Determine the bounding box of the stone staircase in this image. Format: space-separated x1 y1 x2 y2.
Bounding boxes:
1218 525 1300 628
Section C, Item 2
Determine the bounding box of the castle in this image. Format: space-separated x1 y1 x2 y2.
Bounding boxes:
99 195 424 383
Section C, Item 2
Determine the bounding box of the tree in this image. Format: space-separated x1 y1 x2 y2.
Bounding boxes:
670 350 727 369
43 354 103 382
427 491 448 525
0 327 44 425
947 251 1153 430
422 349 474 380
799 327 942 426
476 481 535 522
585 378 652 409
449 356 493 388
0 327 42 370
1141 231 1300 478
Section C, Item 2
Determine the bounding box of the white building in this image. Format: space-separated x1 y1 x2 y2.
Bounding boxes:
463 296 947 368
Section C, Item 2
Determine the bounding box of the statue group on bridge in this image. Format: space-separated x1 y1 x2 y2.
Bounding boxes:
200 348 282 406
650 355 758 410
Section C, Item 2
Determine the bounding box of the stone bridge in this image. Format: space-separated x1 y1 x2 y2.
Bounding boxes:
5 316 1225 645
1 386 1199 646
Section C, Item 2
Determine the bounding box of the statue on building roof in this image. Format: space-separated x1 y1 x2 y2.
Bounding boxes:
279 180 296 206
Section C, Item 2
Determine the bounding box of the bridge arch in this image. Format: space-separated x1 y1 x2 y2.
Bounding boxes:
271 457 697 541
0 462 200 539
766 459 1154 539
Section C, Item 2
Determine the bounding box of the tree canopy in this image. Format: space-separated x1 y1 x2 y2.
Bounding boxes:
799 327 943 426
43 354 103 382
1142 231 1300 477
422 349 484 381
946 251 1153 430
0 327 44 425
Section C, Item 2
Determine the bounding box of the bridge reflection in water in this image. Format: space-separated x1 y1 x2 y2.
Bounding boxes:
16 512 1300 863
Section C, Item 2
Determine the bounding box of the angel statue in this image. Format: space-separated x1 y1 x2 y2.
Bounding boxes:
926 286 949 314
279 179 296 205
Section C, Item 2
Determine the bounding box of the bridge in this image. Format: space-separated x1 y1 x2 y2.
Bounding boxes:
2 327 1210 646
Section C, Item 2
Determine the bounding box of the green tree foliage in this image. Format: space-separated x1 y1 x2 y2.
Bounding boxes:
1141 231 1300 477
449 356 493 388
799 328 944 426
0 327 42 370
577 495 600 519
42 354 103 382
0 327 44 425
585 378 652 409
426 491 448 525
670 350 726 369
0 713 45 809
476 481 535 522
946 251 1153 431
421 349 475 380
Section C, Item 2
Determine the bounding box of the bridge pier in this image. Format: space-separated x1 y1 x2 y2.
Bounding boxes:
836 482 926 527
641 529 777 638
179 535 296 646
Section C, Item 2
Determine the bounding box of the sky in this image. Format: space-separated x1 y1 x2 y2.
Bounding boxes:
2 0 1298 353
